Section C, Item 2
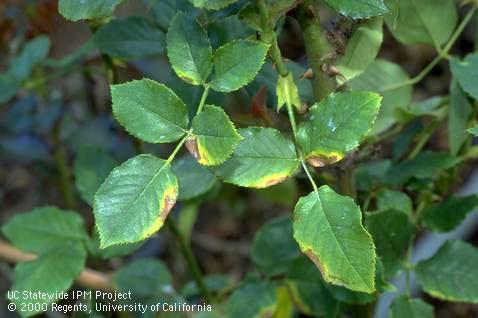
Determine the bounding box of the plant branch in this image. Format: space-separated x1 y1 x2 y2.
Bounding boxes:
0 240 113 291
165 218 212 303
297 0 335 101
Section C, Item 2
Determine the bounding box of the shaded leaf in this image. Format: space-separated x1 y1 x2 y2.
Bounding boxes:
172 155 217 201
390 296 434 318
349 59 412 134
189 0 237 10
93 17 165 59
74 146 116 206
415 240 478 303
297 91 381 166
211 40 269 92
9 36 50 81
111 79 189 143
226 282 277 318
468 126 478 136
384 0 457 46
58 0 122 21
251 216 301 276
324 0 388 19
0 74 18 104
11 243 86 317
167 12 212 85
421 195 478 232
293 186 376 293
337 17 383 82
188 105 242 166
94 154 178 248
365 210 416 279
450 53 478 101
214 127 300 188
448 79 472 155
376 190 413 216
2 206 88 254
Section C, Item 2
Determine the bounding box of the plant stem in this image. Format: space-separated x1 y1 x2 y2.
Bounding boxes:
297 0 335 101
196 85 210 114
165 217 212 303
381 6 477 92
54 145 76 209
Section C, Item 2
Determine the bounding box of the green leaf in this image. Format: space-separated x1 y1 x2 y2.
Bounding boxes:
336 17 383 83
226 282 277 318
214 127 300 188
188 0 237 10
114 258 181 317
11 243 86 317
384 0 457 46
297 91 381 166
181 274 232 298
450 53 478 101
93 17 165 59
74 146 116 206
87 230 142 259
58 0 122 21
145 0 197 31
111 79 189 143
94 154 178 248
187 105 242 166
293 186 376 293
211 40 269 92
449 79 473 155
323 0 388 19
172 155 217 201
390 296 434 318
365 210 416 278
349 59 412 134
421 195 478 232
276 72 302 111
8 36 50 81
468 126 478 136
0 74 18 103
287 257 340 317
251 216 301 276
415 240 478 303
2 206 88 254
376 190 413 216
167 12 212 85
385 151 460 184
239 0 300 32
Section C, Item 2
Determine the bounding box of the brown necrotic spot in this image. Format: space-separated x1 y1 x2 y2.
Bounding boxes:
306 154 340 167
185 137 201 161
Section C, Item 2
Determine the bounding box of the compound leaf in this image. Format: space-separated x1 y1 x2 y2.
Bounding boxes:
111 79 189 144
167 12 212 85
421 195 478 232
415 240 478 303
390 296 434 318
450 53 478 101
2 206 88 254
336 17 383 83
187 105 242 166
214 127 300 188
93 17 165 59
211 40 269 92
384 0 457 46
58 0 122 21
189 0 237 10
323 0 388 19
94 154 178 248
297 91 381 167
293 186 376 293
